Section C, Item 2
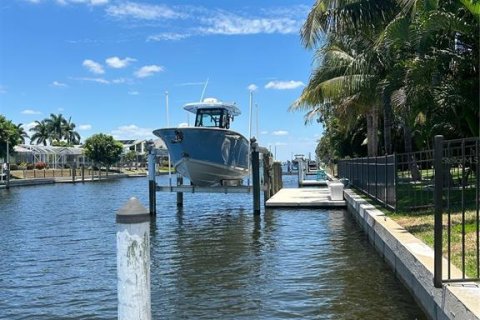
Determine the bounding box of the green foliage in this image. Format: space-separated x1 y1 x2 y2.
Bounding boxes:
297 0 479 159
29 114 81 146
84 134 123 167
0 115 23 159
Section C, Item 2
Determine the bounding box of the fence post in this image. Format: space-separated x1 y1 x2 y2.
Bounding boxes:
433 135 444 288
116 197 151 320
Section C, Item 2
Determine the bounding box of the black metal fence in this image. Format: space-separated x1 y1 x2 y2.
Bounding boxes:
338 136 479 286
338 155 396 210
433 136 479 286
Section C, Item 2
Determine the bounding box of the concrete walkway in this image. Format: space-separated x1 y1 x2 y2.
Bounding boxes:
266 187 346 208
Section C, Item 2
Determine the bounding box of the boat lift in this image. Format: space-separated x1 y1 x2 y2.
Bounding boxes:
146 138 283 215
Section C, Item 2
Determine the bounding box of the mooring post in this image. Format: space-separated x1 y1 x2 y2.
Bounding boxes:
177 174 184 207
251 138 261 215
298 159 304 187
433 135 444 288
81 164 85 183
72 161 76 183
273 161 283 194
263 154 271 202
116 197 151 320
147 147 157 215
5 163 10 190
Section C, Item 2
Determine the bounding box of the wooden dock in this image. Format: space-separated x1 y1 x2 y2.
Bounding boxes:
265 187 346 208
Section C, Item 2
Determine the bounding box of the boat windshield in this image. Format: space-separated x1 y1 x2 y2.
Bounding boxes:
195 108 231 129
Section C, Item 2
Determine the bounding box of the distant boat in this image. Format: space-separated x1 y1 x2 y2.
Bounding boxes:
153 98 250 186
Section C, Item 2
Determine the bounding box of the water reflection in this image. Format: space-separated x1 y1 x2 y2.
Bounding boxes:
0 177 425 319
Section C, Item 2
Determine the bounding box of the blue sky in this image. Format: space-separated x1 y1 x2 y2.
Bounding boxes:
0 0 323 161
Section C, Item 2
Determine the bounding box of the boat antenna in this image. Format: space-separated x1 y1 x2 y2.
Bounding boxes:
200 78 209 102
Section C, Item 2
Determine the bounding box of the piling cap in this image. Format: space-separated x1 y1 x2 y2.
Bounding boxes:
116 197 150 224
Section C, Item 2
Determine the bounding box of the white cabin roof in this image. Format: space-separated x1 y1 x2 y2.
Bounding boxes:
183 98 241 116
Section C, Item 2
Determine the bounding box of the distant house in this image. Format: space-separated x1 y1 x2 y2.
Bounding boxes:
118 139 168 156
11 144 86 168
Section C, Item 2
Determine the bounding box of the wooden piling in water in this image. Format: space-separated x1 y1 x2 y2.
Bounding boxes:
251 139 261 215
176 175 183 207
147 151 156 215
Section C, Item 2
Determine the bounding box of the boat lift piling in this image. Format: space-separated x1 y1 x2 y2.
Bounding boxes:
147 138 281 215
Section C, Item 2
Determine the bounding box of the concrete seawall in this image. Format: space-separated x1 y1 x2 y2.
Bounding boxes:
344 189 479 320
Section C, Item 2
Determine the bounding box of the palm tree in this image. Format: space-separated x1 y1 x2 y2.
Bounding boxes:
30 120 50 146
63 117 81 145
45 113 66 143
294 0 400 156
15 123 29 144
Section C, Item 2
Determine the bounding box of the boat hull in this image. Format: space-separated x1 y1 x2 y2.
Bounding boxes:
153 127 249 186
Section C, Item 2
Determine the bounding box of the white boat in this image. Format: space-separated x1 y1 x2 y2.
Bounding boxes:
153 98 250 186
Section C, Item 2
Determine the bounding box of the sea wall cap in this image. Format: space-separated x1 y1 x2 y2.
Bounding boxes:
116 197 150 224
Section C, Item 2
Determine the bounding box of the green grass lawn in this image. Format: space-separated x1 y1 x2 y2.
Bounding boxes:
389 209 479 279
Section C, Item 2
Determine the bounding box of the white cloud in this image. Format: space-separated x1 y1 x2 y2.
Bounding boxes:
72 77 110 84
105 56 136 68
82 59 105 74
261 130 269 135
128 90 139 95
21 109 42 115
106 2 185 20
112 78 131 84
111 124 155 140
272 130 289 136
147 33 190 42
134 65 164 78
198 13 300 35
247 84 258 92
79 124 92 130
51 81 68 88
0 85 6 94
265 80 304 90
56 0 108 5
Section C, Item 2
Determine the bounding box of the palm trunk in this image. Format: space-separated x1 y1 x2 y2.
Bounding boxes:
366 106 379 157
382 88 393 155
403 123 421 181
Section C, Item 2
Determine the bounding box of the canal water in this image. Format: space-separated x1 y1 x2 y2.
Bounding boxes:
0 175 426 319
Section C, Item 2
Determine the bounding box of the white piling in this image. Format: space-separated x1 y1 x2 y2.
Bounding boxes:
116 197 151 320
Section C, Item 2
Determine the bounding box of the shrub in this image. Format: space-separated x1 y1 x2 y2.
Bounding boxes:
35 162 47 170
26 163 34 170
9 164 18 170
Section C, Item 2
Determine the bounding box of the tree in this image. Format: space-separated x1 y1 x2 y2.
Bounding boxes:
45 113 66 143
15 124 29 144
124 150 137 170
83 134 123 170
296 0 478 160
63 117 81 145
0 115 22 159
30 120 51 146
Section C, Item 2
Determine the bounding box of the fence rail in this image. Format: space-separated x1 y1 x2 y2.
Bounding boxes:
338 155 396 210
